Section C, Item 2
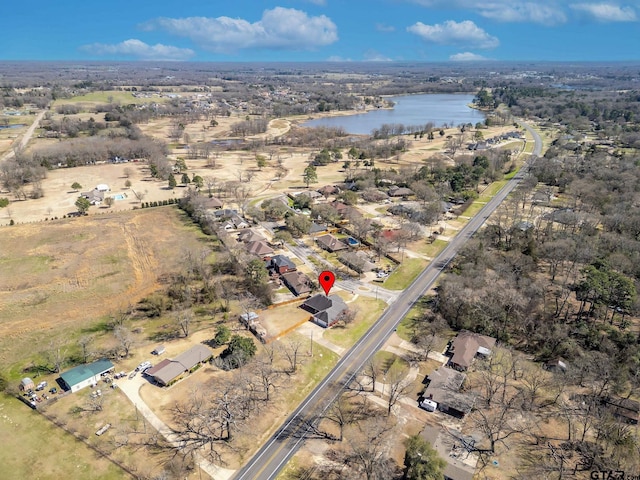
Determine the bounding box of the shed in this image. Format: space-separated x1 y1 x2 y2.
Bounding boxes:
20 377 35 392
95 184 110 192
59 359 115 393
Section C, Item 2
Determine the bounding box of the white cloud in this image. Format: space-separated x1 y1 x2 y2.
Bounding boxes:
406 1 567 25
142 7 338 54
449 52 490 61
480 3 567 25
80 39 194 61
570 3 637 21
407 20 499 48
363 50 393 61
326 55 352 61
376 23 396 32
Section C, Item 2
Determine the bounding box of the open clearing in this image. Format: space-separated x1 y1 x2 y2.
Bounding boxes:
0 207 212 371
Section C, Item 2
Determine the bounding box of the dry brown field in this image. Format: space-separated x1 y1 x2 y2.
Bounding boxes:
0 207 212 370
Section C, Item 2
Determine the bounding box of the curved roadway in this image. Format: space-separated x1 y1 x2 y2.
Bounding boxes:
232 121 542 480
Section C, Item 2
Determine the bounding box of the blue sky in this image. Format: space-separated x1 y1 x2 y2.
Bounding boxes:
2 0 639 62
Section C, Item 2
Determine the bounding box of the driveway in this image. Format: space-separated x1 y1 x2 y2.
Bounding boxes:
117 372 236 480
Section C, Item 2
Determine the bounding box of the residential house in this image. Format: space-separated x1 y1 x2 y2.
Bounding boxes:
301 293 348 328
338 251 375 273
316 234 348 253
80 189 105 205
238 229 266 244
231 215 250 229
296 190 323 202
448 331 496 371
317 185 340 197
422 367 476 418
60 359 115 393
147 344 213 387
202 196 223 210
214 208 238 219
246 240 274 259
330 201 350 218
388 186 414 198
281 271 313 296
420 426 478 480
268 255 297 274
309 222 328 235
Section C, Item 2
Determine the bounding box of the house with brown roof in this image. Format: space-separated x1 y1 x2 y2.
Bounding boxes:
448 331 496 371
268 255 297 274
317 185 340 197
316 234 348 253
147 344 212 387
422 367 476 418
281 271 313 296
246 240 274 259
202 196 223 210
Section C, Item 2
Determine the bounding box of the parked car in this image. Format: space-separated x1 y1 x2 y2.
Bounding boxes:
136 361 151 372
49 387 57 394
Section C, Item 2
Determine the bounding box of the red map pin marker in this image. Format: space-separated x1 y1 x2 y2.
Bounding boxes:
318 271 335 296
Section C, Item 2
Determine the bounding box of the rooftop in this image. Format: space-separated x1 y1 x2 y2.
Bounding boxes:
60 359 114 387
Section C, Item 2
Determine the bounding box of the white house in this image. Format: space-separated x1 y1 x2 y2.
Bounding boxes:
95 184 110 192
59 359 114 393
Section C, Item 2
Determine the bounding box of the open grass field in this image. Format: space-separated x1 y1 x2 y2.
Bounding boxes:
54 91 165 107
411 238 448 258
0 393 127 480
0 207 214 377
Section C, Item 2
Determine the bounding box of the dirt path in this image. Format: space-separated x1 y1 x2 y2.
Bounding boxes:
1 108 47 163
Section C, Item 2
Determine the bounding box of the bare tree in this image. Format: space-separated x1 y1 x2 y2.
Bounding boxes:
114 325 134 358
78 335 94 364
45 340 68 373
280 339 304 374
176 309 193 338
384 364 413 415
341 411 400 480
253 355 280 401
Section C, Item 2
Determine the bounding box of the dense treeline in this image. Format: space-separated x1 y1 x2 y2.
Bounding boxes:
436 145 640 389
480 86 640 140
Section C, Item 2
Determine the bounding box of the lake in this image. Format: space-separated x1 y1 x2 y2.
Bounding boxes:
302 94 485 135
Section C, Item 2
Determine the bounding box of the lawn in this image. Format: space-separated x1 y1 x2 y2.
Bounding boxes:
323 297 387 348
384 258 429 291
479 180 508 197
413 238 448 258
0 393 126 480
460 201 486 218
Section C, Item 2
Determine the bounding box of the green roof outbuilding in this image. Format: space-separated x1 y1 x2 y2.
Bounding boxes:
60 359 114 393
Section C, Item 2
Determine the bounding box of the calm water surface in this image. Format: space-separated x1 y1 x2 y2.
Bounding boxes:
302 94 485 135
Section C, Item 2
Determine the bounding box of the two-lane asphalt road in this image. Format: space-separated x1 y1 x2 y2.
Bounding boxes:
232 121 541 480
